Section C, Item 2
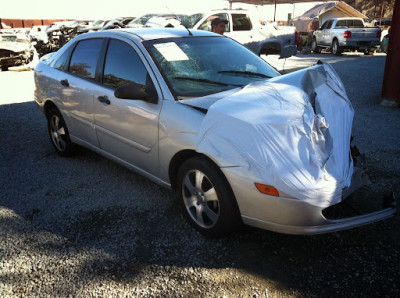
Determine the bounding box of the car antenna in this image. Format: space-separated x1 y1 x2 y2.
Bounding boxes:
164 1 193 36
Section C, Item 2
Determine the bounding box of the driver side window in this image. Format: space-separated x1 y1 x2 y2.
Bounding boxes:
320 21 329 30
102 39 148 89
198 13 230 32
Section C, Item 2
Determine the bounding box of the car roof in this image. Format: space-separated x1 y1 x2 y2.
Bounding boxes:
82 28 219 41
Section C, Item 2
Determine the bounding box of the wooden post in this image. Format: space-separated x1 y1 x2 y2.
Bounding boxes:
381 0 400 107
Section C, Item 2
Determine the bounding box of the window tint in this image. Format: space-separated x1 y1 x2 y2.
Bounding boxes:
232 14 251 31
69 39 103 79
103 39 148 88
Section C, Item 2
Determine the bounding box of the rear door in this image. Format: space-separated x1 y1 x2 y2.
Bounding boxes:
55 38 104 147
93 38 162 175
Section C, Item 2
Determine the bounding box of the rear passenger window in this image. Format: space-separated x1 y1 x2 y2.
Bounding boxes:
54 45 74 71
69 39 103 79
102 39 148 88
232 14 252 31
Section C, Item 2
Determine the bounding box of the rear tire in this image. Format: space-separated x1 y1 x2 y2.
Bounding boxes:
47 107 76 156
331 39 342 56
176 156 242 237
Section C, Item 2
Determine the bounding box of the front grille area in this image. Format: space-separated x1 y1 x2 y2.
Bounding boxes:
323 187 392 220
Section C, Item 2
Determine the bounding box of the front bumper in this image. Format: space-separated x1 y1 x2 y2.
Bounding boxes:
222 167 397 235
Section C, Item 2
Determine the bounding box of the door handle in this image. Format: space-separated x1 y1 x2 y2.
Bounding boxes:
60 79 69 87
97 96 110 105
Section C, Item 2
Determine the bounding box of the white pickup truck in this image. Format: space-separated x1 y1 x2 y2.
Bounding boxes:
312 17 381 55
190 9 299 58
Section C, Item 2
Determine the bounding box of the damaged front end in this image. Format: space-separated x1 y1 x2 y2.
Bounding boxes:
0 34 35 70
195 62 396 235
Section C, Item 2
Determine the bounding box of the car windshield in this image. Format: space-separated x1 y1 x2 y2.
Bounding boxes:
181 13 204 28
144 36 280 99
0 35 17 42
0 35 29 43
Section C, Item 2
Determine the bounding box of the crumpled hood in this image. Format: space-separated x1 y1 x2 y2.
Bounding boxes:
179 88 241 111
0 41 31 53
196 63 354 208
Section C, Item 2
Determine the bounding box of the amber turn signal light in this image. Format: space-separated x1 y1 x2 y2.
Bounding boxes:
255 183 279 196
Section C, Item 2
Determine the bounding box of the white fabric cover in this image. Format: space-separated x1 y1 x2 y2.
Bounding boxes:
196 63 354 207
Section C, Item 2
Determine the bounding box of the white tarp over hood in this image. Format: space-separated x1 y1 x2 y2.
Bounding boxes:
196 63 354 208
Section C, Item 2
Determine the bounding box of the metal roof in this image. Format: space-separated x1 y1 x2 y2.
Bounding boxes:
228 0 324 4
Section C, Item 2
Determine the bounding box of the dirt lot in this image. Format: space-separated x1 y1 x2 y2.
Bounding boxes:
1 53 399 297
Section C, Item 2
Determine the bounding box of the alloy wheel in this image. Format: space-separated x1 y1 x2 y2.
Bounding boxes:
181 169 220 229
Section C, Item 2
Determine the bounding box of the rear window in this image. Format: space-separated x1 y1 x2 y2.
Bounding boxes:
336 19 364 28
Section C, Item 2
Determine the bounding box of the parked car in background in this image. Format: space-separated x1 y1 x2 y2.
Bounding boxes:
190 9 299 58
34 28 395 237
101 19 126 30
126 14 183 28
78 19 111 33
0 33 36 70
312 17 381 55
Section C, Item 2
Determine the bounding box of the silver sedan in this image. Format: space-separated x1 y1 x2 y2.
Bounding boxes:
34 28 396 237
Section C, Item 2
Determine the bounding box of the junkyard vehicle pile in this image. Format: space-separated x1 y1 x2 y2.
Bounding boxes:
1 9 301 70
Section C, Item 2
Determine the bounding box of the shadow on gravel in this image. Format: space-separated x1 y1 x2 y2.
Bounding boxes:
1 63 399 297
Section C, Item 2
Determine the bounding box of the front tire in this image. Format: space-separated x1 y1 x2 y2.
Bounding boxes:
47 107 75 156
311 37 321 53
176 156 242 237
331 39 342 56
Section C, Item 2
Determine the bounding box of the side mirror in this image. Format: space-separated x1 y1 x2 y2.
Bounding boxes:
114 78 158 104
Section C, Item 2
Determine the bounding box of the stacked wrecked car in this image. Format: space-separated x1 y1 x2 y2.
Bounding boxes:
0 33 36 71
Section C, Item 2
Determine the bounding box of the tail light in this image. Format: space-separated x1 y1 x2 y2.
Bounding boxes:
377 30 382 38
344 30 352 38
294 29 300 45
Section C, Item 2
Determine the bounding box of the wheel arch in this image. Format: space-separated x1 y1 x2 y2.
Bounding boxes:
169 149 201 191
169 150 228 192
43 100 59 119
259 41 281 56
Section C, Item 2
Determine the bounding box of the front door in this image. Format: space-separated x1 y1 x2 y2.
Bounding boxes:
93 39 162 175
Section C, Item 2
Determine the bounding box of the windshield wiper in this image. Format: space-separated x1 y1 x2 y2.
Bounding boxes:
173 76 242 87
218 70 272 78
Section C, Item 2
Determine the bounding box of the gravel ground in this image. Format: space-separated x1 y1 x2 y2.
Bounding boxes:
1 53 399 297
